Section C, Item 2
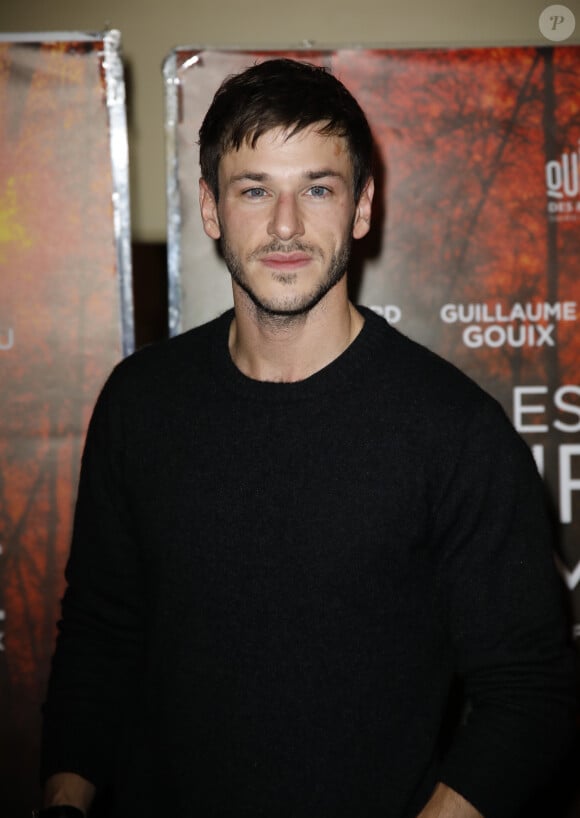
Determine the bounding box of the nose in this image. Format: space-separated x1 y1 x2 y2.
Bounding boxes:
267 193 304 241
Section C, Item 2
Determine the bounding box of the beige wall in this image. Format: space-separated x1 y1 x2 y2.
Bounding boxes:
1 0 578 241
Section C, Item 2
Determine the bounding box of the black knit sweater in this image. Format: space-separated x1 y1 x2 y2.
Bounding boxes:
42 307 575 818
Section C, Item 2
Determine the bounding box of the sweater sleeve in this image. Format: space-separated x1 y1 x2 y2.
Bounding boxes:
433 399 577 818
41 366 146 790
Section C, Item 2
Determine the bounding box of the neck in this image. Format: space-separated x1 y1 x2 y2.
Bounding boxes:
228 287 364 383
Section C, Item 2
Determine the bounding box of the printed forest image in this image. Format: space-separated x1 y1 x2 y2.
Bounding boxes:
0 40 124 814
336 47 579 392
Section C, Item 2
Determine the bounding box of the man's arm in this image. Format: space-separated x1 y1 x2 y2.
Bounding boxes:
417 783 483 818
41 368 146 798
42 772 96 815
428 398 576 817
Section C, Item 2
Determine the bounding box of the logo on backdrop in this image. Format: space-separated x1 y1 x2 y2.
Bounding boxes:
440 301 577 349
545 140 580 221
369 305 402 324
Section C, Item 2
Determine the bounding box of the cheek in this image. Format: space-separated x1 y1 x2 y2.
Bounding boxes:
220 207 264 245
315 204 355 242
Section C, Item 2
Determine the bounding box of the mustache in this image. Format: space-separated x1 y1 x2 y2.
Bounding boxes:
248 239 320 259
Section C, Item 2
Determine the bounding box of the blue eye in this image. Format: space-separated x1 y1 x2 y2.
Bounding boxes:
309 186 329 197
243 187 267 198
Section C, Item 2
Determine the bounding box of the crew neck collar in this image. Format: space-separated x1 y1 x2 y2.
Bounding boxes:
211 306 391 403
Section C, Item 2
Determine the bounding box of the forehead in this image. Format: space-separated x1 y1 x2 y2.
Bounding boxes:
218 125 354 183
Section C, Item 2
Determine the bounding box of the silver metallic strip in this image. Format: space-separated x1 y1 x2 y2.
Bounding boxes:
103 29 135 356
164 50 182 337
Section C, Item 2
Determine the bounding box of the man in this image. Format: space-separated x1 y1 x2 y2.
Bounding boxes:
39 59 575 818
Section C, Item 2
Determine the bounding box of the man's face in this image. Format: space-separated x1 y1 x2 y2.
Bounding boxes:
199 125 373 317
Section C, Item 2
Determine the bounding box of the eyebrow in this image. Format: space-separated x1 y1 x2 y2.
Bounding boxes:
305 170 347 182
228 169 348 184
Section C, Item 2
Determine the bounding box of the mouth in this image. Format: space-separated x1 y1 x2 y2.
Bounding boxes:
260 252 313 271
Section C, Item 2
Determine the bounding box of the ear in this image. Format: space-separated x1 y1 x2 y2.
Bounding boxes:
352 176 374 240
199 178 221 240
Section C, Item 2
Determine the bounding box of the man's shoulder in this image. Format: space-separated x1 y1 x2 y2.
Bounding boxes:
103 311 230 403
362 308 492 412
362 310 528 479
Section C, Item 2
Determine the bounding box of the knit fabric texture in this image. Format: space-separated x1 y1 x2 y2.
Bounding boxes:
41 308 576 818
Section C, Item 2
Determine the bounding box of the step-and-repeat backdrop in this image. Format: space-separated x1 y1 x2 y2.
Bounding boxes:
1 39 578 816
0 31 132 815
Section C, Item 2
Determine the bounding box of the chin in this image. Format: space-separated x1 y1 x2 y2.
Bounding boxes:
230 257 348 318
243 283 332 317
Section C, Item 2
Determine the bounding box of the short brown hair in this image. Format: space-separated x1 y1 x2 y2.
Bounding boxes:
199 58 374 202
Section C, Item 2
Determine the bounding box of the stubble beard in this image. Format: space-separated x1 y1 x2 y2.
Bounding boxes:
220 233 352 320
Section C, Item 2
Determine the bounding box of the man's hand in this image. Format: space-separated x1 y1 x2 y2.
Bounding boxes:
43 772 96 815
417 783 484 818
